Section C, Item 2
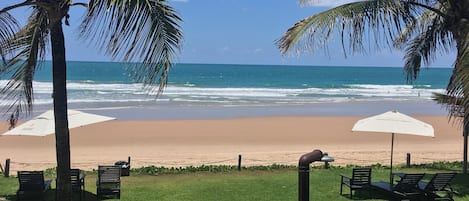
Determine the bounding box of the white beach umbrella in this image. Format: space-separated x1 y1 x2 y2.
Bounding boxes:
2 109 115 136
351 110 434 184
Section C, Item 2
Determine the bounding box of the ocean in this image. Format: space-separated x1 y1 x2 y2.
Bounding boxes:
0 61 453 119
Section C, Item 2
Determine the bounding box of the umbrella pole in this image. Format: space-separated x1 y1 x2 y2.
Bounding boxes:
390 133 394 185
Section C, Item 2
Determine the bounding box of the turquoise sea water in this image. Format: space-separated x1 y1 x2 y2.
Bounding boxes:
0 61 453 119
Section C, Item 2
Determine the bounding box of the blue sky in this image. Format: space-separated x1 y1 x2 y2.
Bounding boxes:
1 0 455 67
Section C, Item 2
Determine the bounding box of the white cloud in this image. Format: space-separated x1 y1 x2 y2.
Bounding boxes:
171 0 189 2
254 48 263 54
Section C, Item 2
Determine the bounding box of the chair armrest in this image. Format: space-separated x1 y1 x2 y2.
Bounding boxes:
392 190 408 197
340 174 351 179
340 174 351 183
393 173 405 178
391 173 404 183
445 184 459 195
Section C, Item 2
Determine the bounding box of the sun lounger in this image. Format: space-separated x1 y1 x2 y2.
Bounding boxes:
16 171 52 201
419 172 457 201
97 165 121 200
371 173 425 200
54 169 87 201
71 169 86 201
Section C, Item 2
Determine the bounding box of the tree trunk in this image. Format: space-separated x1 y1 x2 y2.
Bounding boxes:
50 18 72 200
448 1 469 172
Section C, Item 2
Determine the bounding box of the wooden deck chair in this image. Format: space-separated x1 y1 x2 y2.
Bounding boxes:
55 169 86 201
16 171 52 201
71 169 86 201
340 167 372 199
372 173 425 200
96 165 121 200
419 172 457 201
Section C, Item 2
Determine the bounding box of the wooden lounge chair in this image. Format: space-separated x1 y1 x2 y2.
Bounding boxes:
419 172 457 201
371 173 425 200
97 165 121 200
55 169 86 201
71 169 86 201
16 171 52 201
340 167 372 199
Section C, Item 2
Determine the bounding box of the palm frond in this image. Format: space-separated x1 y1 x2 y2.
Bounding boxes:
0 12 18 63
80 0 183 94
277 0 425 56
299 0 440 7
432 92 464 117
402 14 453 81
446 44 469 127
393 9 434 49
0 8 49 117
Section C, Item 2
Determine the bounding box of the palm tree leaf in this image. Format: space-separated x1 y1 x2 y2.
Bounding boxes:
80 0 183 94
0 8 49 116
276 0 426 56
393 9 433 49
402 14 453 81
446 43 469 126
0 12 18 63
432 92 464 117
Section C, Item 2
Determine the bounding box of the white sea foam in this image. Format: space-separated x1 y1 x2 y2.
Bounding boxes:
0 80 446 107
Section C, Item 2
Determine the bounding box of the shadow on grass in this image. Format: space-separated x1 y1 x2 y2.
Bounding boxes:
0 190 103 201
365 187 431 201
452 174 469 197
369 188 395 201
339 188 393 200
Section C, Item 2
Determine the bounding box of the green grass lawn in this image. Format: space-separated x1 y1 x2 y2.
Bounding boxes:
1 163 468 201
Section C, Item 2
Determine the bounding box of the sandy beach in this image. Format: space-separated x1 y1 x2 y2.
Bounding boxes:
0 115 463 172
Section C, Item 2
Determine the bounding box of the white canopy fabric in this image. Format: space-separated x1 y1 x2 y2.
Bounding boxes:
352 110 434 137
3 109 115 136
351 110 434 184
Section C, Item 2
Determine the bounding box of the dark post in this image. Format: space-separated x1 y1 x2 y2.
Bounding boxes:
464 127 468 174
4 159 10 177
406 153 411 168
238 155 242 171
128 156 131 165
463 123 468 174
298 149 323 201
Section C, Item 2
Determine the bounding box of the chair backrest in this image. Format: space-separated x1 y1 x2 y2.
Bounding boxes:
98 165 121 184
395 173 425 192
351 168 371 186
423 173 457 191
18 171 45 191
70 169 81 187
